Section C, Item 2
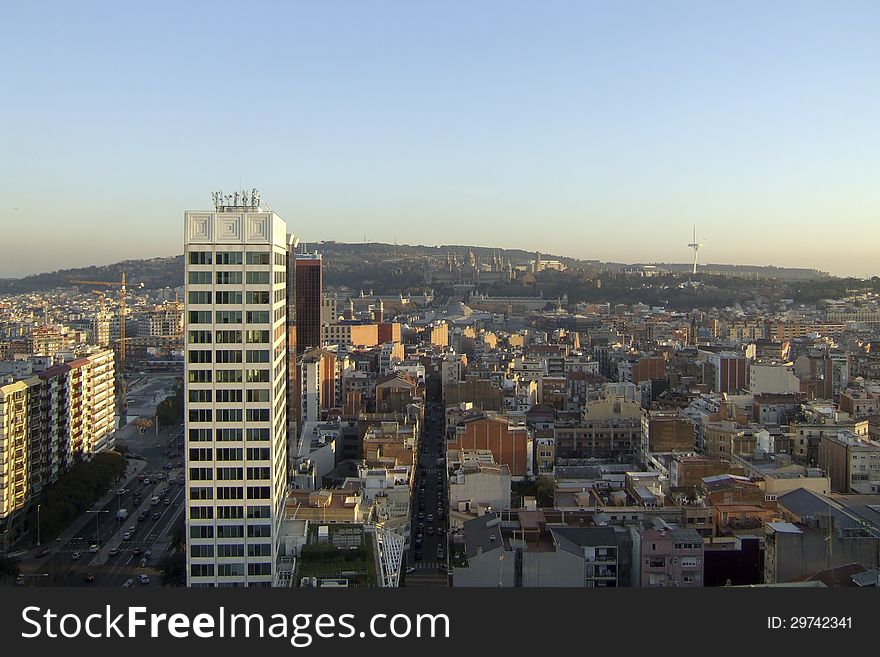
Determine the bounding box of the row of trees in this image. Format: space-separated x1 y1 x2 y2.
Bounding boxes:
36 452 126 543
156 378 184 427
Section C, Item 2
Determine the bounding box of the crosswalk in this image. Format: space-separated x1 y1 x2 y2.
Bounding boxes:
411 561 444 570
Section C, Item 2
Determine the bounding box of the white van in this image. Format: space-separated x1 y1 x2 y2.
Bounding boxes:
150 496 160 506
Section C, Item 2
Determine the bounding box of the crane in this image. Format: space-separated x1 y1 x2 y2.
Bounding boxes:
70 273 144 425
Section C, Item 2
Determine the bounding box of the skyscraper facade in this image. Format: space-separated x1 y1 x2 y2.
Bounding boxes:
295 253 322 355
184 199 289 587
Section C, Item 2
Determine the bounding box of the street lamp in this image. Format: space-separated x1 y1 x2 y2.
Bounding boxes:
85 509 109 547
36 504 42 546
17 573 50 587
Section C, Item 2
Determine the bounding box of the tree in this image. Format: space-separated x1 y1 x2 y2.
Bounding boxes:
133 417 153 434
157 379 184 427
535 476 556 507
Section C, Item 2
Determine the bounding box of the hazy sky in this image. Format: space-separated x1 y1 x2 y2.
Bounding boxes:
2 1 878 278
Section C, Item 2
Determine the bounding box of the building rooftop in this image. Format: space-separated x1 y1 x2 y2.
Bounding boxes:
550 526 617 555
462 512 508 559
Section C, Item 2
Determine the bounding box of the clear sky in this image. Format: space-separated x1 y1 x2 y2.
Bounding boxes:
2 1 878 278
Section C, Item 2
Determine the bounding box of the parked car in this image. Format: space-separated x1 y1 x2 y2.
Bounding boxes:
138 574 150 585
88 543 99 553
83 572 95 583
108 547 120 557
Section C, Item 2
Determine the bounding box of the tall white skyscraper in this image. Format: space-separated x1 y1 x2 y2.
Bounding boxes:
184 194 288 587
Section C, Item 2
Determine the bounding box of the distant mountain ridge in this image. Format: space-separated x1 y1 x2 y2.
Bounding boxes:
0 242 832 293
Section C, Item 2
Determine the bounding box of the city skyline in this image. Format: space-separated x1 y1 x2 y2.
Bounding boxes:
2 1 879 278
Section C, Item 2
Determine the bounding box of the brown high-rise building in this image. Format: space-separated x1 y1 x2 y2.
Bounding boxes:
295 253 322 354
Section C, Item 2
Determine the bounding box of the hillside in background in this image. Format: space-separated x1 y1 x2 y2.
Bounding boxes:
0 242 849 310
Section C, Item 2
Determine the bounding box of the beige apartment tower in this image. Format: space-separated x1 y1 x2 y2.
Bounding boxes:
184 196 289 587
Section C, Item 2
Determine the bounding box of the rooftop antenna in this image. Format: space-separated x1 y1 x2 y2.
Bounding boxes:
687 226 703 275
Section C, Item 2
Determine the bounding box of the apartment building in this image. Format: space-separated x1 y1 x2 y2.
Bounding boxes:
636 527 705 587
818 430 880 494
0 347 115 543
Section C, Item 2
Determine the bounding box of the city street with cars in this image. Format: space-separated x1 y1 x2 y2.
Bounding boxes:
405 401 448 586
13 375 185 587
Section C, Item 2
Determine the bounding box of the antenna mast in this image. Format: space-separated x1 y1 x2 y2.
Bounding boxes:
687 226 704 275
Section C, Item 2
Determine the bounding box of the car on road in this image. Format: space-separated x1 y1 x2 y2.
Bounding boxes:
122 531 132 540
122 578 133 588
83 573 95 583
36 548 51 558
417 512 424 520
164 497 171 505
156 473 165 480
138 574 150 585
152 512 161 520
108 547 120 556
150 496 160 505
71 550 82 560
427 514 434 523
117 488 128 496
414 537 422 547
142 479 151 486
133 547 142 555
88 543 99 553
437 546 445 559
138 510 149 521
426 527 434 535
